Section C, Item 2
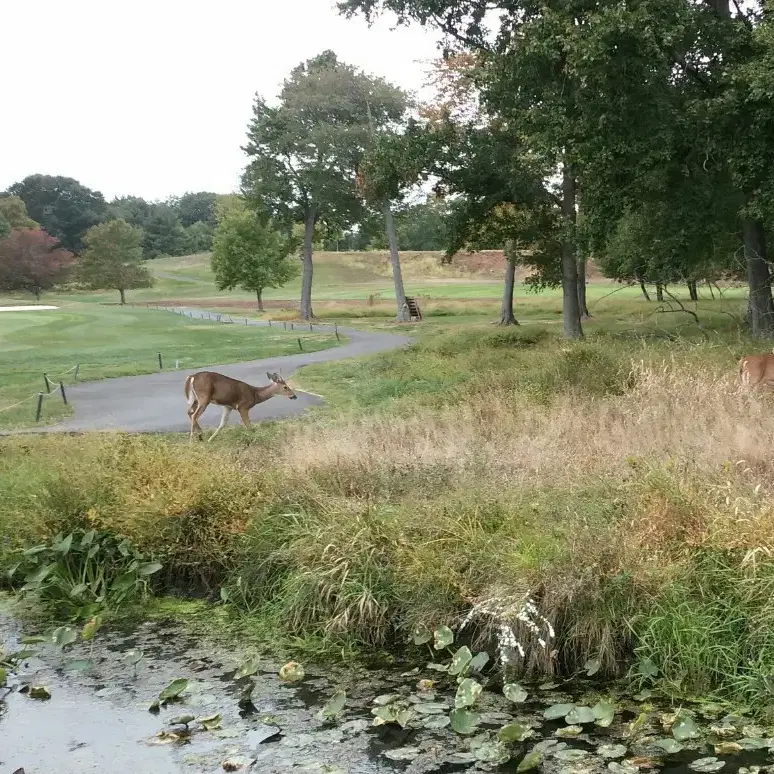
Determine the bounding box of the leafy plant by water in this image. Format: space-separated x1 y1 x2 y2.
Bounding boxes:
8 529 162 619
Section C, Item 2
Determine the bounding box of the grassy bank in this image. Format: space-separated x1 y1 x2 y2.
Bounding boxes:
0 303 338 428
2 309 773 707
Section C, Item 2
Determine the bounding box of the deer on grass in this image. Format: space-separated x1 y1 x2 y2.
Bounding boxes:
739 353 774 389
185 371 297 442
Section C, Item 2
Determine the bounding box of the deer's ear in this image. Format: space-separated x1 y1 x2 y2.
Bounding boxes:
267 372 276 382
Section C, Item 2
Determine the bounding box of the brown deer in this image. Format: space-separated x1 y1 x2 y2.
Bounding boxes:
739 353 774 389
185 371 297 442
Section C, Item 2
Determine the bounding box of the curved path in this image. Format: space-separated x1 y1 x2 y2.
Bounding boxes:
25 308 411 434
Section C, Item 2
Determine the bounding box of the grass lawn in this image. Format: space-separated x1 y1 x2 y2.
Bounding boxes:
0 302 338 428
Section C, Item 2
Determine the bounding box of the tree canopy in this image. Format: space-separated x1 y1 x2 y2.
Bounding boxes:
7 175 107 252
211 206 299 311
243 50 406 319
78 219 152 304
0 229 75 299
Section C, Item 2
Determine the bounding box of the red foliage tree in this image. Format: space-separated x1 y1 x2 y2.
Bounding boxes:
0 228 75 299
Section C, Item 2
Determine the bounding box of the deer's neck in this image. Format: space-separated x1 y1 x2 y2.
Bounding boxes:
254 384 278 404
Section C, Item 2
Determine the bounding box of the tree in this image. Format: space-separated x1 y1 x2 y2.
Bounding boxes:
7 175 107 251
243 50 404 320
0 195 39 229
108 196 151 229
211 207 298 311
0 229 75 299
141 204 186 258
0 214 9 240
183 221 214 254
172 192 218 228
78 220 152 304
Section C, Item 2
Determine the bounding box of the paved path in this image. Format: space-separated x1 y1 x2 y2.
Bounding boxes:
19 308 410 435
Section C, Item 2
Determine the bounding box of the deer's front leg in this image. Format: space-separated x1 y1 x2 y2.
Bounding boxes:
238 407 252 428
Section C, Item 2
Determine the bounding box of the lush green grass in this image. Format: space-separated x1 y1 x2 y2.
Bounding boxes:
0 302 338 428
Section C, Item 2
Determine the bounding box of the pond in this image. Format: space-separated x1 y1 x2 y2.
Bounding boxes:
2 610 773 774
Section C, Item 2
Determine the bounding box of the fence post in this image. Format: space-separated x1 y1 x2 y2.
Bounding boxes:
35 393 44 422
245 318 248 326
43 373 51 393
283 321 287 330
59 382 68 405
297 338 303 351
175 359 180 369
74 363 80 382
335 324 340 342
290 322 294 331
309 323 313 332
158 353 163 370
269 320 272 327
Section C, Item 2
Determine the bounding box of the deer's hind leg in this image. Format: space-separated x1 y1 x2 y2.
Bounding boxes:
190 399 209 442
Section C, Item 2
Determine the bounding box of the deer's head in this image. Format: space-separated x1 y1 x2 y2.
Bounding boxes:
267 372 297 400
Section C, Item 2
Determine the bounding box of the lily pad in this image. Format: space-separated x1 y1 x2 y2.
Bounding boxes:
27 685 51 700
423 715 451 730
555 748 589 762
499 723 531 744
52 626 77 648
517 750 543 772
598 744 628 759
426 662 449 672
63 659 91 673
714 742 742 755
414 702 448 715
412 624 432 645
633 689 653 702
544 703 575 720
450 708 481 735
433 625 454 650
673 713 700 742
197 712 222 730
654 738 685 754
234 658 260 680
556 725 583 738
585 658 602 677
503 682 528 703
593 700 616 728
469 652 490 673
455 678 482 709
449 646 473 676
279 661 305 683
689 757 726 772
373 693 400 705
566 706 596 725
471 737 510 764
384 747 421 762
159 678 189 702
318 689 346 720
608 762 639 774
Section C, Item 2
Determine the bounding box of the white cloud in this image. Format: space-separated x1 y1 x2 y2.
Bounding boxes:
1 0 440 201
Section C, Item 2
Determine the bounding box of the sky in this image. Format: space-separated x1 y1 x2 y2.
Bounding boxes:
1 0 441 202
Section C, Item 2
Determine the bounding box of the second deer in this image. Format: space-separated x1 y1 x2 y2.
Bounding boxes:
739 353 774 389
185 370 297 442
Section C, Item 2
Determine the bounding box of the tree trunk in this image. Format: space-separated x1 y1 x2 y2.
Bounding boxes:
499 253 519 325
577 254 591 319
687 280 699 302
256 288 264 312
561 158 583 339
34 287 40 301
656 283 664 302
382 201 410 322
119 288 126 305
743 217 774 338
639 280 651 301
300 205 317 320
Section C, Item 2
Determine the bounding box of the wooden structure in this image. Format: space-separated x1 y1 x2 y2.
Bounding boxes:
404 296 423 321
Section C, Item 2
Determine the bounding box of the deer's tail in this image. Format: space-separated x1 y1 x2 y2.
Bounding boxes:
739 357 749 385
185 374 197 406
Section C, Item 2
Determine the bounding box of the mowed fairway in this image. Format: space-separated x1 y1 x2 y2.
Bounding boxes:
0 303 338 428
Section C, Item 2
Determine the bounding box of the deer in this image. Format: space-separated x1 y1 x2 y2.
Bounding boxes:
739 352 774 389
185 370 297 442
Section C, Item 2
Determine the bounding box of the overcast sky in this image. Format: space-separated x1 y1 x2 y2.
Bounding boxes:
1 0 440 201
